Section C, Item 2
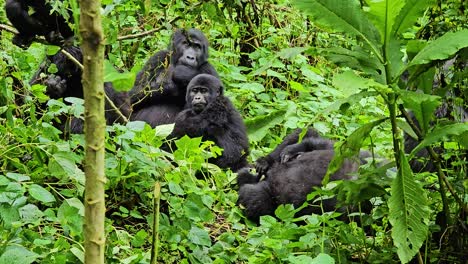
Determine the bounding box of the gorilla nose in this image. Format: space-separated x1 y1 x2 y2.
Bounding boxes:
186 55 195 61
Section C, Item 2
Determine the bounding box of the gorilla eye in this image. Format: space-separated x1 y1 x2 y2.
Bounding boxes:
193 43 202 49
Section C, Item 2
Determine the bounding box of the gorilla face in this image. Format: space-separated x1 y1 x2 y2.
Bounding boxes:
185 74 222 113
172 29 209 68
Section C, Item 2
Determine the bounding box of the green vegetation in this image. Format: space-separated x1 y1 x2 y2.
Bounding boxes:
0 0 467 263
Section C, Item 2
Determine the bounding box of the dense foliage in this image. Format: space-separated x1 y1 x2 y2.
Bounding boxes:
0 0 467 263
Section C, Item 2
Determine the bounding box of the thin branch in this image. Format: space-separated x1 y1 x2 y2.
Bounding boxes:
0 23 18 34
117 17 181 41
60 49 129 123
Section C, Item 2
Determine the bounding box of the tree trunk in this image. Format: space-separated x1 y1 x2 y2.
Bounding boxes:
79 1 106 263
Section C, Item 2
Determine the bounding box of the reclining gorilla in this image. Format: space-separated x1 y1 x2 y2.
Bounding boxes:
30 46 131 134
5 0 73 48
130 29 219 127
237 129 371 222
165 74 249 172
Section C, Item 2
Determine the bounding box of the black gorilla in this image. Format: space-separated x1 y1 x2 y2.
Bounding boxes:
237 149 370 222
5 0 73 48
130 29 219 127
254 128 334 178
30 46 131 133
166 74 249 172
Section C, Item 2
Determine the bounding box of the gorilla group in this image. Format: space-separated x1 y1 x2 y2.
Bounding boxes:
130 29 219 127
237 128 371 222
30 46 131 134
5 0 73 48
165 74 250 172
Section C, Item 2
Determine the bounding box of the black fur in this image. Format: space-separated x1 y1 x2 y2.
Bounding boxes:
5 0 73 48
255 128 334 176
237 149 368 222
166 74 249 172
129 29 219 127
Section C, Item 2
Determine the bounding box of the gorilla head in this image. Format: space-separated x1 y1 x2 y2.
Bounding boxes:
170 29 209 68
186 74 223 113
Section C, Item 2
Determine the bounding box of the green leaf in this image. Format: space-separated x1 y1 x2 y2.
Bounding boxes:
104 60 136 92
19 204 44 223
5 172 30 182
311 253 335 264
48 152 79 178
188 226 211 246
400 90 441 133
0 246 39 264
393 0 436 36
366 0 405 43
295 0 382 62
410 123 468 156
324 118 387 185
28 184 56 203
388 150 429 263
245 110 286 142
408 29 468 67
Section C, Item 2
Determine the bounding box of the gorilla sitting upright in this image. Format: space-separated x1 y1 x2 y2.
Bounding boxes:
237 129 371 222
165 74 249 172
130 29 219 127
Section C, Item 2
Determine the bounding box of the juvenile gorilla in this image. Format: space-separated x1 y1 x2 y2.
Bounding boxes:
5 0 73 48
130 29 219 127
254 128 334 179
30 46 131 134
166 74 249 172
237 149 370 222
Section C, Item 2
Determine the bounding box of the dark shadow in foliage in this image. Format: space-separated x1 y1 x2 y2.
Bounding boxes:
129 29 219 127
164 74 249 172
5 0 74 48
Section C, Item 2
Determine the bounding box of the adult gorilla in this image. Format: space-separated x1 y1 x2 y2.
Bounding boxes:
5 0 74 48
30 46 131 134
130 29 219 127
237 149 371 222
165 74 249 172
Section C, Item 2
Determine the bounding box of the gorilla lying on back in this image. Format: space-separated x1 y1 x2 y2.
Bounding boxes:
130 29 219 127
30 46 131 134
5 0 74 48
237 129 370 222
254 128 334 178
165 74 249 172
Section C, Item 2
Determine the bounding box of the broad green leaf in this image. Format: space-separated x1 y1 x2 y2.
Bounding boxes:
388 151 429 263
188 226 211 246
104 60 135 92
318 47 384 82
0 246 39 264
393 0 436 36
332 70 370 97
19 204 44 223
366 0 405 43
399 90 441 133
245 110 286 142
324 118 387 184
28 184 56 203
410 123 468 156
408 29 468 67
295 0 382 62
311 253 335 264
5 172 30 182
49 152 79 178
